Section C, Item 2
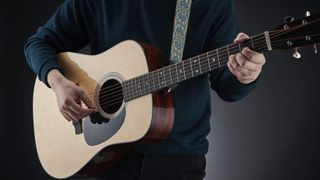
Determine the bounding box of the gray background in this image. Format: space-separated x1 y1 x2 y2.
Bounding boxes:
0 0 319 179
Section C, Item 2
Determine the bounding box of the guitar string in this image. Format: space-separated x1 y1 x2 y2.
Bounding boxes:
98 41 270 107
100 30 317 108
82 30 280 98
83 26 312 108
123 42 263 100
82 43 318 110
83 17 319 100
102 24 317 102
124 17 320 97
98 34 271 105
86 33 270 100
96 37 271 108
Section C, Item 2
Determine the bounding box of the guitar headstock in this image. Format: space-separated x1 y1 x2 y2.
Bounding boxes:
270 11 320 59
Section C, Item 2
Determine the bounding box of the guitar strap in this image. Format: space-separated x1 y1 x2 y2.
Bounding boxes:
170 0 192 64
168 0 192 91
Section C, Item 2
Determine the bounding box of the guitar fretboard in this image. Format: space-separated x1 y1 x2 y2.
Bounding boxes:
123 32 269 101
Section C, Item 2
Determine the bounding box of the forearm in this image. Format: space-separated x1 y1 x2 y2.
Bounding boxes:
24 30 63 87
47 69 66 89
24 0 90 87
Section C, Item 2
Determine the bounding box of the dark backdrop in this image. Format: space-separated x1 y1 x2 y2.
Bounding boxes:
0 0 319 180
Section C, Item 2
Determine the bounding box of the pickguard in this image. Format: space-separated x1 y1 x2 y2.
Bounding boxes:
83 109 126 146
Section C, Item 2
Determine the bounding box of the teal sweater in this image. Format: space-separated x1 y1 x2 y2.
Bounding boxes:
24 0 257 155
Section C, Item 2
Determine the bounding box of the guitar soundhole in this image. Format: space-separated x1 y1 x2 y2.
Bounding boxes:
99 79 123 115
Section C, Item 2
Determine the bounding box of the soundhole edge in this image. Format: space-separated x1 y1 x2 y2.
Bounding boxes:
95 73 126 120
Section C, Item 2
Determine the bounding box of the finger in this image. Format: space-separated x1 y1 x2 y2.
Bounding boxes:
231 68 246 79
236 53 260 71
227 61 235 74
229 54 240 69
242 48 265 65
234 32 250 43
68 100 83 114
64 108 82 121
228 61 240 78
77 89 94 109
60 103 81 121
228 62 254 84
234 66 255 77
62 112 75 122
69 100 94 116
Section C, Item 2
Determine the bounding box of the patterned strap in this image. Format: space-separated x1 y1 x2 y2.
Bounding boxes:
170 0 192 64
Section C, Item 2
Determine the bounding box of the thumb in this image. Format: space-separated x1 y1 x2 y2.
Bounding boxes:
234 32 250 44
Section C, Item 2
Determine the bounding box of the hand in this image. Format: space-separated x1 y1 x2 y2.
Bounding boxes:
227 33 266 84
47 69 95 122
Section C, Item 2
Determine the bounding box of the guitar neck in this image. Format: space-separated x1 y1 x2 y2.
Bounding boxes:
123 32 271 101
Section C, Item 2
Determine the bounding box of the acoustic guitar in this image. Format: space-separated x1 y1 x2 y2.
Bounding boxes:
33 12 320 179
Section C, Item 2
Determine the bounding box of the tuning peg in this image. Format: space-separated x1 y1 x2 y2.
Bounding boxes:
293 48 301 59
302 11 311 24
284 16 295 24
305 11 311 17
314 44 318 54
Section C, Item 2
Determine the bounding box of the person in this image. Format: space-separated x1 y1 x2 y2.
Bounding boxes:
24 0 265 179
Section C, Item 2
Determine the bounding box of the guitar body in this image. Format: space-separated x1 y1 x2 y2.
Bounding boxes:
33 40 174 179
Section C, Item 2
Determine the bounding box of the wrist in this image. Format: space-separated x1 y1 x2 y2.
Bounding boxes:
47 69 65 89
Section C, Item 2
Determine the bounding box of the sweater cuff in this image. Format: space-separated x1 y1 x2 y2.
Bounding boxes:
229 74 259 92
39 61 64 88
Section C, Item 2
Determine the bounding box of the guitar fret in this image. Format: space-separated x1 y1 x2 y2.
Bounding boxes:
226 45 230 57
198 56 202 74
184 60 193 79
146 74 150 93
180 61 187 80
175 64 179 82
149 73 154 92
222 47 229 62
206 52 212 71
123 81 128 101
142 75 148 95
172 65 179 84
182 61 187 80
176 63 183 82
164 66 171 86
188 59 193 77
133 78 138 98
231 43 239 54
123 81 128 100
191 57 201 76
138 75 143 95
157 69 162 88
151 72 156 92
168 65 173 85
170 65 176 84
157 69 162 89
208 51 217 69
250 36 255 51
199 53 209 73
127 79 132 99
125 32 271 101
216 49 221 67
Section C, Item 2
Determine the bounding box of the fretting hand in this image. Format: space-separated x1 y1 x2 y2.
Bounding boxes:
227 33 266 84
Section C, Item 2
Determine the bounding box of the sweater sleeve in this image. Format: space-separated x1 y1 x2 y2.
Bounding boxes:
24 0 93 87
207 0 258 102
